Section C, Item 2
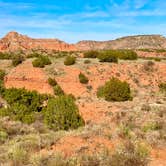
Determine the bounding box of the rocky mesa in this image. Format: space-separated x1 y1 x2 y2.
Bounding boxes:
1 32 166 52
0 31 77 52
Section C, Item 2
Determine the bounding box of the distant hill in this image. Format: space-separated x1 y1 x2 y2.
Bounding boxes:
76 35 166 50
0 31 166 52
0 31 76 52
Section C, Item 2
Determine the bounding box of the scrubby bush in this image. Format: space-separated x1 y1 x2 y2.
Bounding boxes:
79 72 89 84
159 83 166 93
53 85 64 96
84 50 99 58
84 59 91 64
12 55 24 66
0 69 5 80
143 61 154 72
44 95 85 130
97 51 118 63
0 52 12 59
64 56 76 65
0 88 47 124
97 77 132 101
0 70 5 95
108 141 149 166
48 77 57 87
32 56 51 68
117 50 138 60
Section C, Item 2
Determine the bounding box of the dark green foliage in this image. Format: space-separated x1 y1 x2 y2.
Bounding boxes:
0 70 5 80
159 83 166 93
98 51 118 63
0 88 47 124
32 56 51 68
84 59 91 64
44 95 85 130
48 77 57 87
0 52 12 59
0 80 5 95
53 85 64 96
117 50 138 60
64 56 76 66
0 70 6 95
97 77 132 101
84 50 99 58
12 55 24 66
27 52 41 58
79 73 89 84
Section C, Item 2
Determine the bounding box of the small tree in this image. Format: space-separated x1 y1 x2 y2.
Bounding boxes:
97 51 118 63
64 56 76 66
84 50 99 58
97 77 132 101
44 95 85 130
32 56 51 68
12 55 24 66
48 77 57 87
53 85 64 96
79 73 89 84
0 70 5 80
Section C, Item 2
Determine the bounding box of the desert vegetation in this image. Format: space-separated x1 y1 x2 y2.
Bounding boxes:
32 56 51 68
0 44 165 165
79 72 89 84
97 77 132 101
64 55 76 65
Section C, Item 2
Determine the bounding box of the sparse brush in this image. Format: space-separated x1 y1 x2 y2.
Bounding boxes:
79 72 89 84
64 56 76 65
97 77 132 101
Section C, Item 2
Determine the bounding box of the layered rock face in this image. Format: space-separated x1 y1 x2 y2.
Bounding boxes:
0 32 166 52
76 35 166 50
4 60 54 94
0 31 77 52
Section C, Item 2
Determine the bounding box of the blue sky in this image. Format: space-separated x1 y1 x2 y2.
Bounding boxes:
0 0 166 43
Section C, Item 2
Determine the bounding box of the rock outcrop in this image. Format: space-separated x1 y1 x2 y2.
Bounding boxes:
4 60 54 94
76 35 166 50
0 32 166 52
0 31 77 52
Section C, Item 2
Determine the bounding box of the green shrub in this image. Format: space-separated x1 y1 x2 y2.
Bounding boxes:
64 56 76 65
0 88 47 124
97 77 132 101
0 130 8 143
48 77 57 87
44 95 85 130
32 56 51 68
84 50 99 58
159 83 166 93
79 73 89 84
142 122 162 132
0 69 5 80
117 50 138 60
53 85 64 96
0 52 12 59
97 51 118 63
0 80 5 94
84 59 91 64
12 55 24 66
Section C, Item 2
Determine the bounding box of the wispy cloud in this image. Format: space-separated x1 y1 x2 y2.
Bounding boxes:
0 0 165 42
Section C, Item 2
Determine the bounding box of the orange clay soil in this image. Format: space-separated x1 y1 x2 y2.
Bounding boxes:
4 60 54 95
3 58 166 164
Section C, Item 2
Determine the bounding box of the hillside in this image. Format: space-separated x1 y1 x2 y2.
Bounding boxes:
76 35 166 50
0 31 77 52
0 32 166 52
